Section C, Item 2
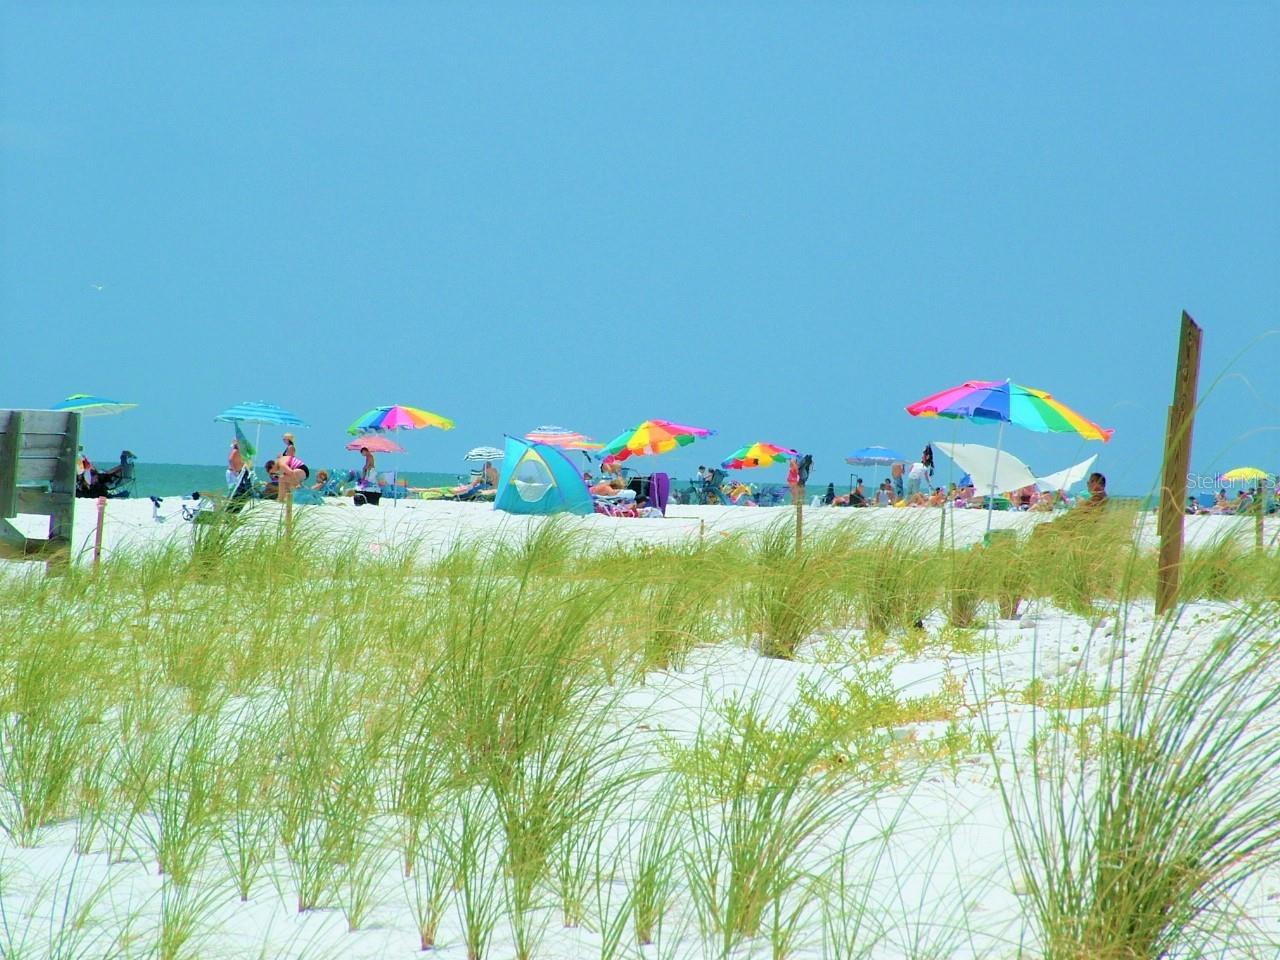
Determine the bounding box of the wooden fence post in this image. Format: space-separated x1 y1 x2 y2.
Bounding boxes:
93 496 107 568
1156 311 1202 615
795 500 803 555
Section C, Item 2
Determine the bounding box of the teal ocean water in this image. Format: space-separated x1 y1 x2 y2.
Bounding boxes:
122 463 472 499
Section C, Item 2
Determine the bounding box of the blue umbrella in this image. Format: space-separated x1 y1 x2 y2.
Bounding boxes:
845 446 905 466
53 394 138 417
214 401 308 427
215 402 308 466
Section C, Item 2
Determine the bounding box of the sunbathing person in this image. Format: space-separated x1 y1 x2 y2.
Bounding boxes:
591 477 625 496
265 459 305 499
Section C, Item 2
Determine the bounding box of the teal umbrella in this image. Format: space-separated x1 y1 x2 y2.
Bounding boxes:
53 394 137 417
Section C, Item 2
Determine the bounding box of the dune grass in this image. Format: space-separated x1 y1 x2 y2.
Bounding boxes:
0 506 1277 956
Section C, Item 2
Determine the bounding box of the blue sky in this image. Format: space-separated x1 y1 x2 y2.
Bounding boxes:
2 3 1276 493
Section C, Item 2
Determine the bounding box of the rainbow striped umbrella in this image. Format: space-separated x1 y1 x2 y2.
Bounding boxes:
347 404 454 435
906 379 1112 539
906 379 1113 442
600 419 714 463
721 441 797 470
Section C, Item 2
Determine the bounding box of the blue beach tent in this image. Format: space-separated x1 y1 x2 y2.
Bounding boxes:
494 435 593 516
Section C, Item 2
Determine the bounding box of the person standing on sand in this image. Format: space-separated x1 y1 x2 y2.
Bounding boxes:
891 462 905 502
787 457 802 505
280 432 309 482
227 441 245 487
359 446 376 483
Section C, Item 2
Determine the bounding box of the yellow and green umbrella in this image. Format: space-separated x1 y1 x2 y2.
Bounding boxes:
1219 467 1269 483
599 419 714 464
721 441 797 470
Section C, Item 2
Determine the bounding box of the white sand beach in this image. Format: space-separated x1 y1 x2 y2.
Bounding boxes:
0 499 1277 958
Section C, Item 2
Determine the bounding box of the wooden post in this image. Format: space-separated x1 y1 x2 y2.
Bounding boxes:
795 500 803 555
1156 311 1203 615
1256 477 1265 552
92 496 107 568
284 486 294 539
699 518 705 547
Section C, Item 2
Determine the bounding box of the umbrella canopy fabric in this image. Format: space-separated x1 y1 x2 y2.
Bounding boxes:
933 441 1036 496
464 446 505 462
345 435 405 454
600 419 715 463
1219 466 1269 482
906 379 1113 442
721 441 797 470
525 426 604 450
845 446 906 466
214 401 308 427
53 394 138 417
347 405 454 435
1035 454 1098 492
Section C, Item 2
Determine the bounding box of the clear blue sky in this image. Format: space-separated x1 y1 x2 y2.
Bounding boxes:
3 3 1277 493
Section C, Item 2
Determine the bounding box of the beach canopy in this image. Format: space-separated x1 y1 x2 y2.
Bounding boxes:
600 419 714 464
845 446 905 466
525 426 604 450
347 405 454 435
721 441 797 470
53 394 137 417
345 435 404 454
906 379 1113 441
1219 466 1269 482
933 441 1036 496
464 446 505 462
215 401 308 427
1036 454 1098 492
494 435 592 516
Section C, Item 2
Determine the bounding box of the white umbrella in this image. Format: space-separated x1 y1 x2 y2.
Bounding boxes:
464 446 505 462
1035 454 1098 493
933 441 1036 496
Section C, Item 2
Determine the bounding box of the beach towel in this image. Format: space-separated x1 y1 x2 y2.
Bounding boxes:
650 472 670 515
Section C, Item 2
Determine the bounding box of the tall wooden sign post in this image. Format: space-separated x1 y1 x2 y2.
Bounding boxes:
1156 311 1203 615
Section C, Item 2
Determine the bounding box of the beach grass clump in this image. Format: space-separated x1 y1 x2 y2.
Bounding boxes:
744 519 842 660
0 630 99 848
676 693 861 957
843 529 939 638
1023 506 1140 616
993 600 1280 959
627 785 684 947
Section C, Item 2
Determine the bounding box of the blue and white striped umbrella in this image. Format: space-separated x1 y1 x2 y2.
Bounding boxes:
214 401 308 427
464 446 505 462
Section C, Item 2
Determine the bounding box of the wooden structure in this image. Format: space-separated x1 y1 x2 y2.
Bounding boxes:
0 409 81 561
1155 312 1202 615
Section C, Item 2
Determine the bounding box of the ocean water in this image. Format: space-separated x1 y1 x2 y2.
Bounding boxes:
122 463 472 499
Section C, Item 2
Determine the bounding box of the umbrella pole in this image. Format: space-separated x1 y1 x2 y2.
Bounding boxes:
984 421 1005 545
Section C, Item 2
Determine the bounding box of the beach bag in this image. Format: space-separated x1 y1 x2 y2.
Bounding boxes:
797 454 813 485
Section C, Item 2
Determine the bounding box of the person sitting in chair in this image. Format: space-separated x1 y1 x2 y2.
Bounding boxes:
482 461 499 488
